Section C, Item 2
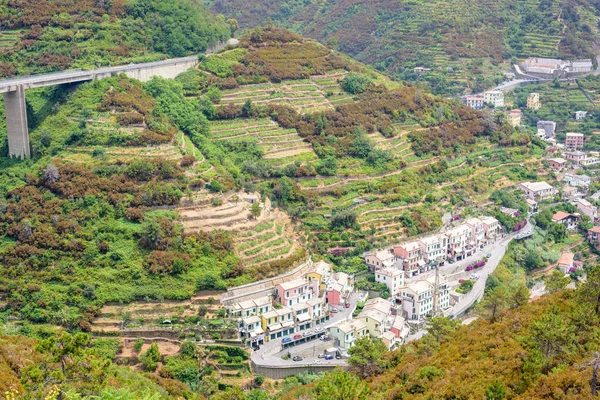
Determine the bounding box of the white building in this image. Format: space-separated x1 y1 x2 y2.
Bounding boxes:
419 234 448 267
564 173 591 188
400 278 449 321
227 296 272 318
577 198 598 222
375 267 405 297
483 90 505 108
575 111 588 121
363 249 396 272
328 320 368 352
518 181 557 200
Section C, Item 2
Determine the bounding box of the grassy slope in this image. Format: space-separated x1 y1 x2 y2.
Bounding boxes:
209 0 600 95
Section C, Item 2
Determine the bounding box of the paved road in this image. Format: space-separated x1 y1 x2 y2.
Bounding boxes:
250 291 365 368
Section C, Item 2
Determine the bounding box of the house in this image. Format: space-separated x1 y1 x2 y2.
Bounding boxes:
537 121 556 138
389 315 410 343
240 316 264 347
526 199 539 215
445 224 475 261
306 260 331 294
518 181 557 200
582 156 600 167
552 211 578 230
400 278 449 321
527 93 541 110
356 307 390 338
306 297 327 325
226 296 272 318
565 150 587 167
591 191 600 202
419 234 448 267
364 249 396 272
291 302 313 332
325 272 352 306
414 67 431 74
500 207 520 217
328 320 368 352
547 157 567 171
393 241 426 275
575 111 588 121
587 226 600 248
565 133 584 151
484 90 505 108
507 109 522 127
244 194 259 204
481 216 501 238
465 217 487 246
564 173 591 188
465 96 484 110
276 278 313 307
557 252 575 274
381 331 399 351
261 307 295 341
375 267 405 296
562 186 582 201
577 198 598 222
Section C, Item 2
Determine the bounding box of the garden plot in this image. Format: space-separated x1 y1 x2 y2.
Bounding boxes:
210 117 317 162
64 142 183 163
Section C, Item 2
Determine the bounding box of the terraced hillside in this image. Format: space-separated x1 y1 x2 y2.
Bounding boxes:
209 0 600 95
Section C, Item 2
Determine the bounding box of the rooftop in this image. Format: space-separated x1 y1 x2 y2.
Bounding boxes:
552 211 573 222
558 252 574 266
588 226 600 233
330 319 367 334
378 267 404 277
578 198 593 207
520 181 554 192
403 280 433 295
357 308 388 324
279 278 308 291
566 132 584 137
396 241 423 252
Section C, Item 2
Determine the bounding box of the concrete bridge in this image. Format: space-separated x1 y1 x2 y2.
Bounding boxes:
1 39 235 159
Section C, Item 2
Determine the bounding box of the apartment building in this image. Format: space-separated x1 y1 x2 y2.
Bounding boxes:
565 133 584 151
527 93 541 110
564 173 591 188
226 296 272 318
400 278 450 321
393 241 426 275
328 320 368 352
364 249 396 272
375 267 405 296
445 224 474 261
518 181 557 201
261 307 296 341
484 90 505 108
465 95 484 110
577 198 598 222
419 234 448 267
507 109 522 127
276 278 313 307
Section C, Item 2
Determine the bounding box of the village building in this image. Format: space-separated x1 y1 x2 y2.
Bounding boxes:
557 252 575 274
564 173 591 188
587 226 600 249
465 217 487 247
400 277 449 321
483 90 505 108
381 331 399 351
526 199 539 215
363 249 396 272
521 58 593 78
275 278 314 307
261 307 296 341
226 296 272 318
306 260 331 294
375 267 405 296
240 316 264 347
328 320 368 352
565 133 584 151
527 93 541 110
356 298 392 338
537 120 556 138
390 315 410 343
393 241 426 275
547 157 567 171
465 96 484 110
562 186 582 201
419 234 448 267
577 198 598 222
507 109 522 127
575 111 588 121
518 181 557 201
552 211 578 230
445 224 475 261
325 272 352 306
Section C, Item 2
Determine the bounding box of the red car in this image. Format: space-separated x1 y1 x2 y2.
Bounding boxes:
345 302 350 308
293 334 302 340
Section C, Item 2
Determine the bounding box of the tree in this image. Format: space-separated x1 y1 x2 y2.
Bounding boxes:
250 202 262 219
227 18 239 35
314 368 369 400
348 336 388 378
43 163 60 183
509 283 530 308
141 343 161 371
529 310 575 374
426 316 460 344
579 267 600 315
549 223 566 243
478 287 508 323
197 305 208 317
545 270 570 294
341 73 370 94
523 250 542 270
485 379 506 400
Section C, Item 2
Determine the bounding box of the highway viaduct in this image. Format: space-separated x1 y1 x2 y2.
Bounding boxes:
0 36 240 159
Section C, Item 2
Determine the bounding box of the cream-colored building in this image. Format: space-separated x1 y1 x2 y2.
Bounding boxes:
375 267 405 296
328 320 368 352
507 109 522 127
527 93 540 110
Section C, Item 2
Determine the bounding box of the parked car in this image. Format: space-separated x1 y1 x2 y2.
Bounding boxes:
302 330 313 337
282 337 292 344
470 273 479 280
293 334 302 340
486 253 492 258
330 308 339 313
345 302 350 308
324 354 334 360
292 356 303 361
335 354 342 359
318 353 327 358
319 335 329 341
315 327 325 333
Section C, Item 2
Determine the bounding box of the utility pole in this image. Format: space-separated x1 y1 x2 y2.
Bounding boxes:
432 263 441 316
592 352 599 396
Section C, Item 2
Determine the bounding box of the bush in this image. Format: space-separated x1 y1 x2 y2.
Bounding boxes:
341 73 370 94
133 338 144 353
141 343 161 371
180 154 195 167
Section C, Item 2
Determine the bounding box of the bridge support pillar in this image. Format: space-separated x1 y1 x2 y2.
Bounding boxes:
4 85 30 159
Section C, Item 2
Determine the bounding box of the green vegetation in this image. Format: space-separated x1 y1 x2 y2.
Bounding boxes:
0 0 230 77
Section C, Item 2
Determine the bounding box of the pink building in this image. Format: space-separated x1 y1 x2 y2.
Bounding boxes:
565 133 584 151
326 282 343 306
275 278 313 307
393 241 425 274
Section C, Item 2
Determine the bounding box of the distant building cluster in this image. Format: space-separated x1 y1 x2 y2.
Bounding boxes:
521 57 593 78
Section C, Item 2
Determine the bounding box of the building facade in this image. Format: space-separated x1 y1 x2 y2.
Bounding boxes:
527 93 541 110
565 133 584 151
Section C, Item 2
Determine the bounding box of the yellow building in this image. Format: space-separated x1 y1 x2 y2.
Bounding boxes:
260 307 295 341
305 260 331 294
527 93 540 110
507 109 522 128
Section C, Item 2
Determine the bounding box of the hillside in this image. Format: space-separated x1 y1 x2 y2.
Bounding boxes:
285 285 600 400
0 0 232 77
209 0 600 94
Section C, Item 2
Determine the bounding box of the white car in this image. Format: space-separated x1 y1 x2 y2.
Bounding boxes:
470 273 479 280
